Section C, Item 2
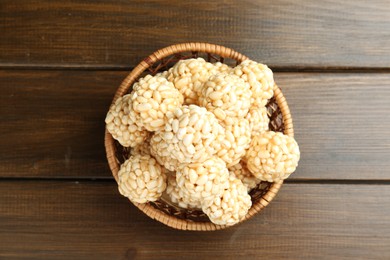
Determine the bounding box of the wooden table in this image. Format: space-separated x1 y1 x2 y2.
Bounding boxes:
1 1 389 259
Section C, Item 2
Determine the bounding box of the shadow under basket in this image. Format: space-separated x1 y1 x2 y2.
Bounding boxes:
104 43 294 231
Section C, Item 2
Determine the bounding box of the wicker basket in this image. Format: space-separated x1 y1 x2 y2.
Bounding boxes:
104 43 294 231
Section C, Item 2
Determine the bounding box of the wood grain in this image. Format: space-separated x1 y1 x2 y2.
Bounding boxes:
1 0 390 68
0 181 388 259
0 70 121 178
275 73 390 180
1 70 389 179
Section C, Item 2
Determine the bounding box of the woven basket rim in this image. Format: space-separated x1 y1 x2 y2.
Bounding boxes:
104 42 294 231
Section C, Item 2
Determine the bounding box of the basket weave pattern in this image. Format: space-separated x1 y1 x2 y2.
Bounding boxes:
105 43 294 231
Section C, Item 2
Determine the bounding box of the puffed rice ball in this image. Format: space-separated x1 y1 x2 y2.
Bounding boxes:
202 174 252 226
176 157 229 201
130 135 151 156
213 61 231 74
245 131 300 182
166 174 202 209
118 154 167 203
105 94 148 147
245 105 269 136
232 60 274 107
229 161 261 191
167 58 230 105
218 118 251 167
150 132 182 171
150 105 225 170
131 74 184 132
198 73 251 124
155 71 169 78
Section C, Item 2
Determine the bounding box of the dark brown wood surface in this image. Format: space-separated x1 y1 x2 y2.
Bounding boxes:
1 0 390 69
0 181 389 259
1 0 389 259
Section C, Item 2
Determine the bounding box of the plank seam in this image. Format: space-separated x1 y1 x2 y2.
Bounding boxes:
0 177 388 185
1 64 390 73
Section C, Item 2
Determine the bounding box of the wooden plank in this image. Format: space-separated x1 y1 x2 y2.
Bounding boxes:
0 181 388 259
1 70 389 179
0 70 123 178
275 73 390 180
1 0 390 68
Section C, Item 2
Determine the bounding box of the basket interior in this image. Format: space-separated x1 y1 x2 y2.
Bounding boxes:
112 51 285 223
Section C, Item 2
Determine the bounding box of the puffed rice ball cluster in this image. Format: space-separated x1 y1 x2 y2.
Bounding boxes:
176 157 230 202
167 58 231 105
232 60 274 107
131 74 184 132
118 153 166 203
218 118 251 167
150 105 224 170
106 57 300 226
198 73 251 124
166 174 202 209
228 161 261 192
245 131 300 182
202 174 252 226
105 94 148 147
